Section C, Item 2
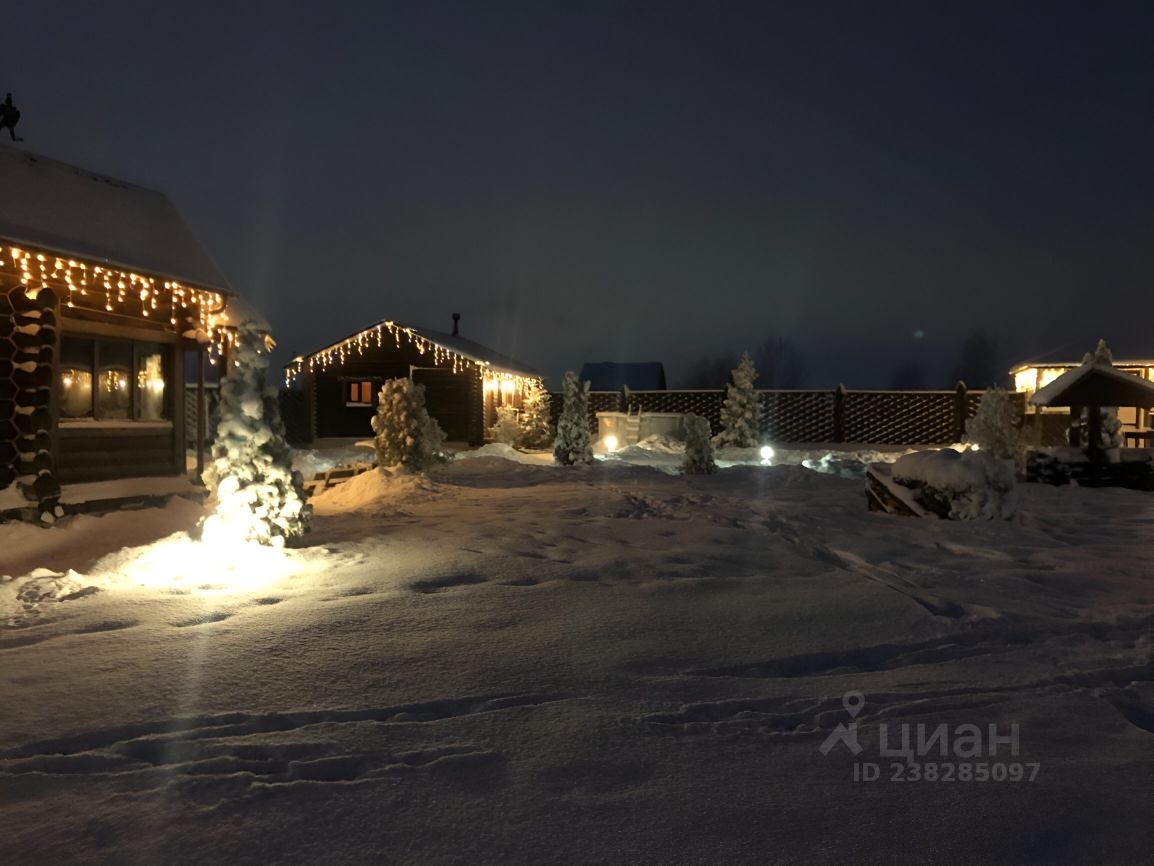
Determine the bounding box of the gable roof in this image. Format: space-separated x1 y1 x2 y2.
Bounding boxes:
291 319 540 379
579 361 666 391
0 145 230 291
1031 360 1154 408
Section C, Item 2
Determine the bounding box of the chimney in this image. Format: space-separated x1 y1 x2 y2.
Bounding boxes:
452 312 460 336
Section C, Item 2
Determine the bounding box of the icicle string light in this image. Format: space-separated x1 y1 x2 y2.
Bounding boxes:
0 243 232 358
284 320 541 391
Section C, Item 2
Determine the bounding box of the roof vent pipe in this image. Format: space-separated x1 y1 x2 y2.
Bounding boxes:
452 312 460 336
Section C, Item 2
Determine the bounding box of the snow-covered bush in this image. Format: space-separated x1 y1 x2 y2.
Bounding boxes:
553 371 594 465
1070 407 1123 450
965 387 1022 459
371 377 448 472
518 386 553 449
1099 408 1123 450
488 405 521 445
892 449 1017 520
715 352 760 448
204 320 311 546
681 413 717 475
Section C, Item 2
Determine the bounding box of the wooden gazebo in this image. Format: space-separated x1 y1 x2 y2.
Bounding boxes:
1031 359 1154 455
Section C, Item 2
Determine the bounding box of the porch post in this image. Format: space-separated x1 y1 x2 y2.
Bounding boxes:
196 347 207 479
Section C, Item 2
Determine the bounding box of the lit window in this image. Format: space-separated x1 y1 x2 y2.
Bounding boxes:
59 337 170 421
136 346 167 420
345 380 374 406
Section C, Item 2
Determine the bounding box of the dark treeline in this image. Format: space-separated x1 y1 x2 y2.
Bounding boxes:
683 337 808 389
687 330 1010 391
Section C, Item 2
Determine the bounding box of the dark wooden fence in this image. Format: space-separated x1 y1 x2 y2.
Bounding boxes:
548 384 1027 446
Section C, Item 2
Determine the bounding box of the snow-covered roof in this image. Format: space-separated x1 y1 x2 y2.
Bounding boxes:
0 145 230 292
291 319 540 379
1030 360 1154 408
408 325 538 377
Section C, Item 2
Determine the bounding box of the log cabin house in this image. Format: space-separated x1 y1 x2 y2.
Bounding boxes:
0 146 241 521
285 315 541 446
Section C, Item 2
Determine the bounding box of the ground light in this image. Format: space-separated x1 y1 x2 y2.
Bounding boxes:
603 435 619 453
760 445 775 464
100 485 313 594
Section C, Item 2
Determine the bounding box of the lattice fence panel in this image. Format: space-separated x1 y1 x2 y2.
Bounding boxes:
963 389 1027 418
588 391 622 428
844 391 957 444
625 390 725 432
184 385 221 446
548 391 621 432
760 391 836 443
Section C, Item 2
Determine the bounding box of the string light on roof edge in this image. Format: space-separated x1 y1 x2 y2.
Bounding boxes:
283 320 542 391
0 242 234 360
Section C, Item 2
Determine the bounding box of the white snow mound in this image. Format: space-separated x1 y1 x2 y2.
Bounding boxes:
893 449 1017 520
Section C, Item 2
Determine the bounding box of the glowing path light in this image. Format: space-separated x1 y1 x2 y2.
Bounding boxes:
108 531 300 594
603 435 619 454
102 483 321 595
759 445 775 464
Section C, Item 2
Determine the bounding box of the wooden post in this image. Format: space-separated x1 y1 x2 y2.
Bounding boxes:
833 384 846 443
954 380 969 442
196 348 206 480
1086 404 1103 462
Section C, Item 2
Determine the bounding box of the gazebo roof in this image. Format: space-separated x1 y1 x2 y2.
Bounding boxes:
1030 361 1154 408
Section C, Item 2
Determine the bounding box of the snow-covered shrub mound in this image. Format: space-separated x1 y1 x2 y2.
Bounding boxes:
965 388 1023 460
681 413 717 474
372 378 449 472
488 405 521 445
628 434 684 454
891 449 1017 520
799 454 870 479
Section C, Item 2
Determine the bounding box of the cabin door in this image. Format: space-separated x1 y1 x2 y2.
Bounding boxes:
411 368 470 442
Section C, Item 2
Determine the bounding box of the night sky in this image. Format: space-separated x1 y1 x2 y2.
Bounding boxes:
5 1 1153 387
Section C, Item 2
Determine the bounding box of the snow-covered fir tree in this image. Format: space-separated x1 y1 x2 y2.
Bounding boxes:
965 387 1022 459
681 413 717 474
203 319 311 546
715 352 760 448
1083 338 1113 366
371 377 448 471
553 371 594 465
517 385 553 449
488 405 521 445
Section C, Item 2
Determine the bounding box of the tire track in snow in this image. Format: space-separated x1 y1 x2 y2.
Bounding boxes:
0 691 573 761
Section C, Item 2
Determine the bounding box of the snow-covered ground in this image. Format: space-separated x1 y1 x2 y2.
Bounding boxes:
2 454 1154 863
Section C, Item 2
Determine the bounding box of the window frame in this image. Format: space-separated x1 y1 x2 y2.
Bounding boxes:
59 335 173 423
342 378 377 407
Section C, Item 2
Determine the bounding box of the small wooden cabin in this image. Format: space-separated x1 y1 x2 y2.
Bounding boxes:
286 315 541 445
0 146 239 520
